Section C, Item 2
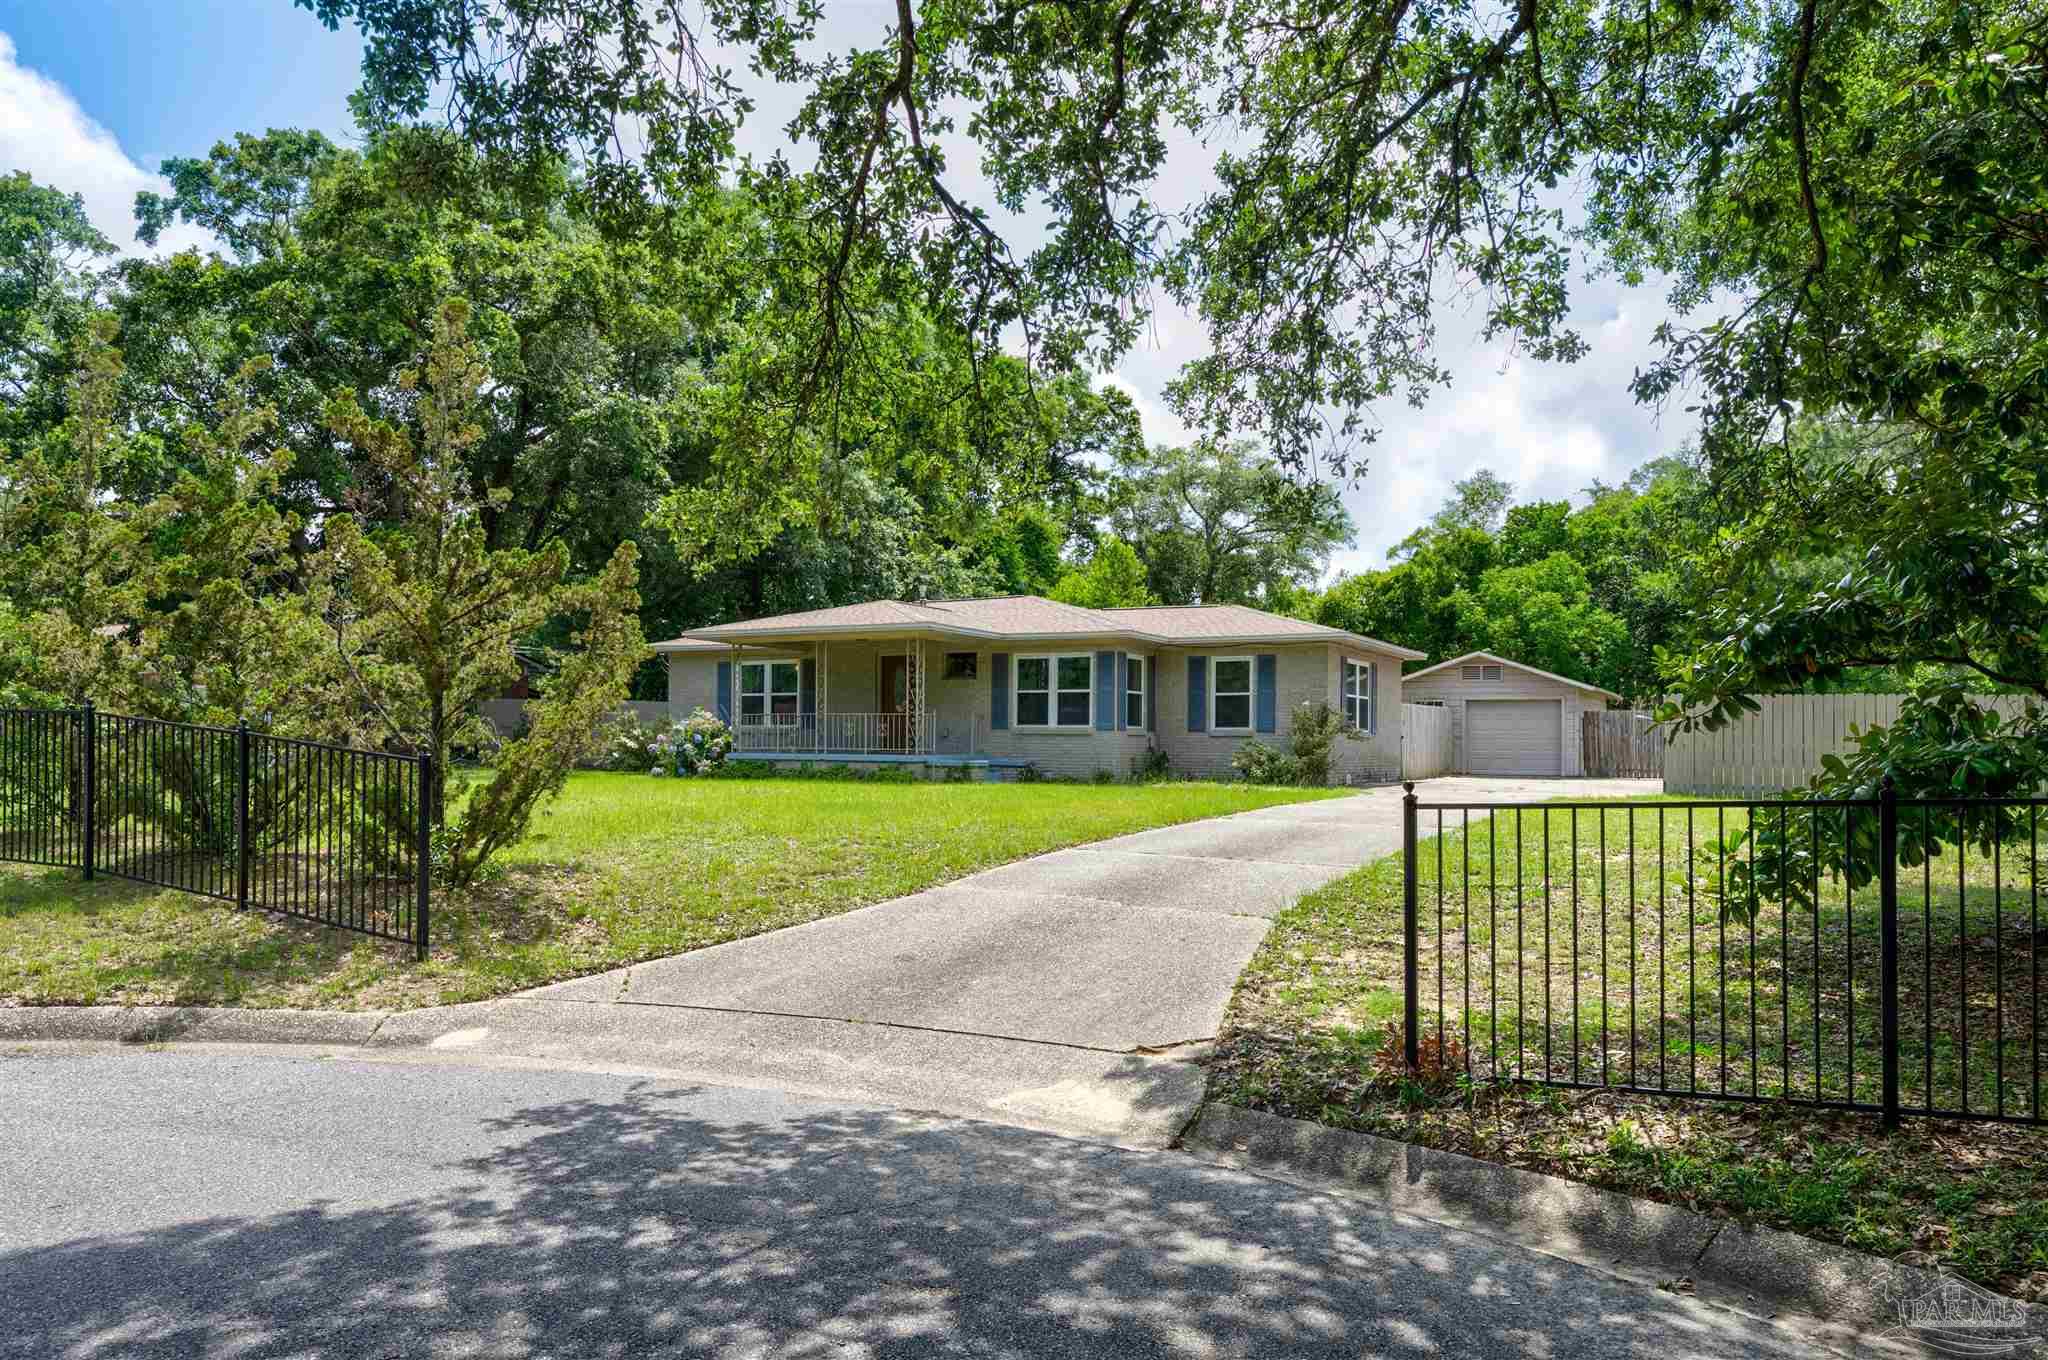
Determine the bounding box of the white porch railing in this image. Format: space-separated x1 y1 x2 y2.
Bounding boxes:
730 713 984 757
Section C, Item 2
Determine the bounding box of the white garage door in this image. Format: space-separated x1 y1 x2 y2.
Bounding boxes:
1466 699 1563 776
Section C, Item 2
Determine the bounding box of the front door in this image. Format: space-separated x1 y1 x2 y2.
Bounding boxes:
878 654 910 751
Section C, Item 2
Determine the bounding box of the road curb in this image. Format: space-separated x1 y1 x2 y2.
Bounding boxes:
0 1005 390 1048
1181 1103 2046 1357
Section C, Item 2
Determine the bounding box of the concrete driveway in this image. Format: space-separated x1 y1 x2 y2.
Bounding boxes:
377 776 1657 1144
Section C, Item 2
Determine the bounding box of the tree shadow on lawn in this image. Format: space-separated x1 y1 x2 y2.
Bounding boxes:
0 1077 1786 1360
0 859 603 1010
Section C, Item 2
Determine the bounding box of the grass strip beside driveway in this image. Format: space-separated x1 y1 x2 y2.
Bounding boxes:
2 772 1346 1013
1206 799 2048 1302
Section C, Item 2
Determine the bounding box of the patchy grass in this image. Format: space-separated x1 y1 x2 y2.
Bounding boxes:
1208 797 2048 1300
2 771 1344 1012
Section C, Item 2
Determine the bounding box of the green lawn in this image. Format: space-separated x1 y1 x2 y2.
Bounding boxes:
1 771 1345 1012
1207 796 2048 1301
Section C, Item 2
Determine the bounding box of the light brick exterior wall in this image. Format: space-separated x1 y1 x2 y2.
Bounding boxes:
667 654 720 717
667 637 1410 784
1146 643 1405 785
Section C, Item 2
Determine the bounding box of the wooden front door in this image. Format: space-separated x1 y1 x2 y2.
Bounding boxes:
878 654 910 751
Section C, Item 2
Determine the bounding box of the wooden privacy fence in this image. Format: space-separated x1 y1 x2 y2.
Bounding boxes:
1664 694 2037 795
1401 703 1455 780
1581 710 1663 778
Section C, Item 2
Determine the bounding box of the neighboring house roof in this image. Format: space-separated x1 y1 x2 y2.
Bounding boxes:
652 595 1427 659
1400 649 1622 702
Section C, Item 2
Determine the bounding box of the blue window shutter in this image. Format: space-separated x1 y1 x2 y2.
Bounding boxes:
1255 654 1278 733
1369 661 1380 734
800 659 817 720
1148 657 1158 732
1115 653 1128 731
991 652 1010 730
1094 650 1116 731
715 661 732 723
1187 655 1207 732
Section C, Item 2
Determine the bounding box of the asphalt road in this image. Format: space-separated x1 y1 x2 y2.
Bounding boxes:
1 1045 1835 1359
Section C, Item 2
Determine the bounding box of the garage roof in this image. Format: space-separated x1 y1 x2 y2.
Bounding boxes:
1402 650 1622 703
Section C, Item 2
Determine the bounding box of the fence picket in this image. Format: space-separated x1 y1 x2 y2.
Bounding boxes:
0 707 428 955
1403 790 2044 1127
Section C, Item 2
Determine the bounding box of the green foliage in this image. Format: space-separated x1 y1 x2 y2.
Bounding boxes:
1391 471 1515 558
1048 537 1152 608
315 298 645 884
0 315 337 732
1448 555 1630 692
1099 437 1354 606
1659 419 2048 734
1131 746 1172 781
1230 740 1301 787
1710 682 2048 923
0 171 112 440
1307 457 1711 699
1286 700 1357 788
972 504 1069 597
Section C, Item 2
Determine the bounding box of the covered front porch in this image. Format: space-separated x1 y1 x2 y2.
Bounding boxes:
720 636 987 759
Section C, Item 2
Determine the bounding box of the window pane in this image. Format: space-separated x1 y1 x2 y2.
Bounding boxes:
740 695 765 719
1215 694 1251 729
741 663 765 696
1126 658 1144 693
1126 692 1144 728
1017 658 1049 691
1057 655 1091 690
770 662 799 694
1057 691 1091 727
1214 659 1251 694
771 694 799 718
1343 663 1358 699
1018 692 1050 726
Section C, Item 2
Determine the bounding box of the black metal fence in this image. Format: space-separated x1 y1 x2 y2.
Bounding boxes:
1 705 431 957
1400 782 2044 1127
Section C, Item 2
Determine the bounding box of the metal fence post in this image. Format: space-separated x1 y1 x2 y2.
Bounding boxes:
235 721 251 910
1878 775 1901 1131
80 702 96 881
414 751 432 961
1403 780 1420 1073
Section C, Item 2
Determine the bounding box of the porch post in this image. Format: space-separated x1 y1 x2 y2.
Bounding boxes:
916 639 928 754
818 639 829 753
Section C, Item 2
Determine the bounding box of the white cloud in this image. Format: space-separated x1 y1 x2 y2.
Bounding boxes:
1094 371 1189 450
0 31 209 256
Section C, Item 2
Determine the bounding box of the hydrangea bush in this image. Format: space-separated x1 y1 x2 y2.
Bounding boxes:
592 708 733 775
663 708 733 775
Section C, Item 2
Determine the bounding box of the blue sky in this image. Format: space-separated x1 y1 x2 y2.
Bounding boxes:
0 2 1690 569
2 1 361 170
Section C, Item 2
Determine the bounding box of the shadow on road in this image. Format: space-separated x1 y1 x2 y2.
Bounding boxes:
2 1078 1776 1358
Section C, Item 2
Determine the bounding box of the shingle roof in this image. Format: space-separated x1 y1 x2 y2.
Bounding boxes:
652 595 1425 658
1401 649 1622 701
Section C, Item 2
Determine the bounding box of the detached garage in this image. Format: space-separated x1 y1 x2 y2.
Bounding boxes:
1401 651 1620 778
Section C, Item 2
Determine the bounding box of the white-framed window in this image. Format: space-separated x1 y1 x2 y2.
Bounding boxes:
1016 653 1093 728
739 658 801 724
1343 657 1376 733
1124 656 1147 731
1211 656 1254 732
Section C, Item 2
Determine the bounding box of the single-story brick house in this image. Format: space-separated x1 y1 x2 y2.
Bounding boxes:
654 596 1425 782
1399 649 1621 777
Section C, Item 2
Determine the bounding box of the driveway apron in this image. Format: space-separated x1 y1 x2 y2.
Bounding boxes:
376 777 1658 1145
